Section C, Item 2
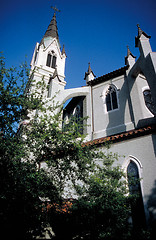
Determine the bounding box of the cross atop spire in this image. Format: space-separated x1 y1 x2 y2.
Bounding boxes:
51 6 61 14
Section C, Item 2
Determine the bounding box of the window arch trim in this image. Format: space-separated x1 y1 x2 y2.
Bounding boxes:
123 156 147 227
123 155 143 171
122 155 144 197
102 84 119 113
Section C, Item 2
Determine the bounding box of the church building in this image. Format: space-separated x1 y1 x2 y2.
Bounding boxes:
30 11 156 229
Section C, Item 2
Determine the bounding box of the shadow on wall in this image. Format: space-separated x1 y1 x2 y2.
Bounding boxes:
106 75 135 136
147 180 156 237
152 133 156 157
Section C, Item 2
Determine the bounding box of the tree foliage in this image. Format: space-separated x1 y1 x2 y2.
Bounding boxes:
0 54 150 239
0 54 97 238
50 151 132 240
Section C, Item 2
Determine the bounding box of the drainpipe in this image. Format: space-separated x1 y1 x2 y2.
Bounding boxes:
91 85 94 140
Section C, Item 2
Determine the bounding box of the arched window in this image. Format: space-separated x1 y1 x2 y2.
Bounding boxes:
73 105 81 124
105 85 118 112
143 89 156 116
127 161 140 195
127 161 146 228
46 52 57 69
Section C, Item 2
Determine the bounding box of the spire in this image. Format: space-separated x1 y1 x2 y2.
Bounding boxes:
44 12 59 40
88 62 92 74
84 63 96 83
85 63 94 76
40 11 60 47
135 24 151 47
125 45 136 66
62 44 66 56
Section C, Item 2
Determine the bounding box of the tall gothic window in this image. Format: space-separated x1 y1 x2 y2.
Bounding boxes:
46 52 57 69
74 105 81 124
127 161 140 195
127 161 146 228
106 85 118 112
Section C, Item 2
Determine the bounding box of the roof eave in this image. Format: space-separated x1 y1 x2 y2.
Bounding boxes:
88 65 129 86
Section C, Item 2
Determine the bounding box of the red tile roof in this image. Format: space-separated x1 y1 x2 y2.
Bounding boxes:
83 125 156 147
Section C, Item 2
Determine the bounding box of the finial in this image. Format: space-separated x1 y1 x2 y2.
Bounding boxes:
137 23 143 37
84 62 96 81
51 6 61 14
88 62 92 74
62 44 66 55
126 45 131 56
135 24 151 48
125 45 136 65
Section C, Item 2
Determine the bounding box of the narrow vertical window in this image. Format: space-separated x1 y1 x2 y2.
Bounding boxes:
74 105 81 124
46 52 57 69
46 54 52 67
127 161 146 228
106 93 111 112
105 85 118 112
52 56 56 69
112 90 118 109
127 161 140 195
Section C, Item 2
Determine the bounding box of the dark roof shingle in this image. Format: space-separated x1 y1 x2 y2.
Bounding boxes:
87 65 129 86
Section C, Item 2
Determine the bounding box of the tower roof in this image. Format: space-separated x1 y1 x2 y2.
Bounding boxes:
41 12 60 45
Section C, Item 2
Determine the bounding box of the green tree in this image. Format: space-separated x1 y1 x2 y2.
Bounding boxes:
0 54 96 238
0 53 56 238
50 150 132 240
1 54 148 239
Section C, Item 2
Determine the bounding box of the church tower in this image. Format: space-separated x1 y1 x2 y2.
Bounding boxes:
30 9 67 99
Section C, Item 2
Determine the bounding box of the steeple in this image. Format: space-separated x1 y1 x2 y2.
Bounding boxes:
30 6 66 88
40 10 60 48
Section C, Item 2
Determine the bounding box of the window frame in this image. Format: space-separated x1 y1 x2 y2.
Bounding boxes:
46 51 57 69
126 159 146 228
103 84 119 113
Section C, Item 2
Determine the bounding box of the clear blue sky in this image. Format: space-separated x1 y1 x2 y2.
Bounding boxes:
1 0 156 89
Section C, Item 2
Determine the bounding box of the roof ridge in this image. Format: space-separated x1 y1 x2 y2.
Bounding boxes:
88 65 129 86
